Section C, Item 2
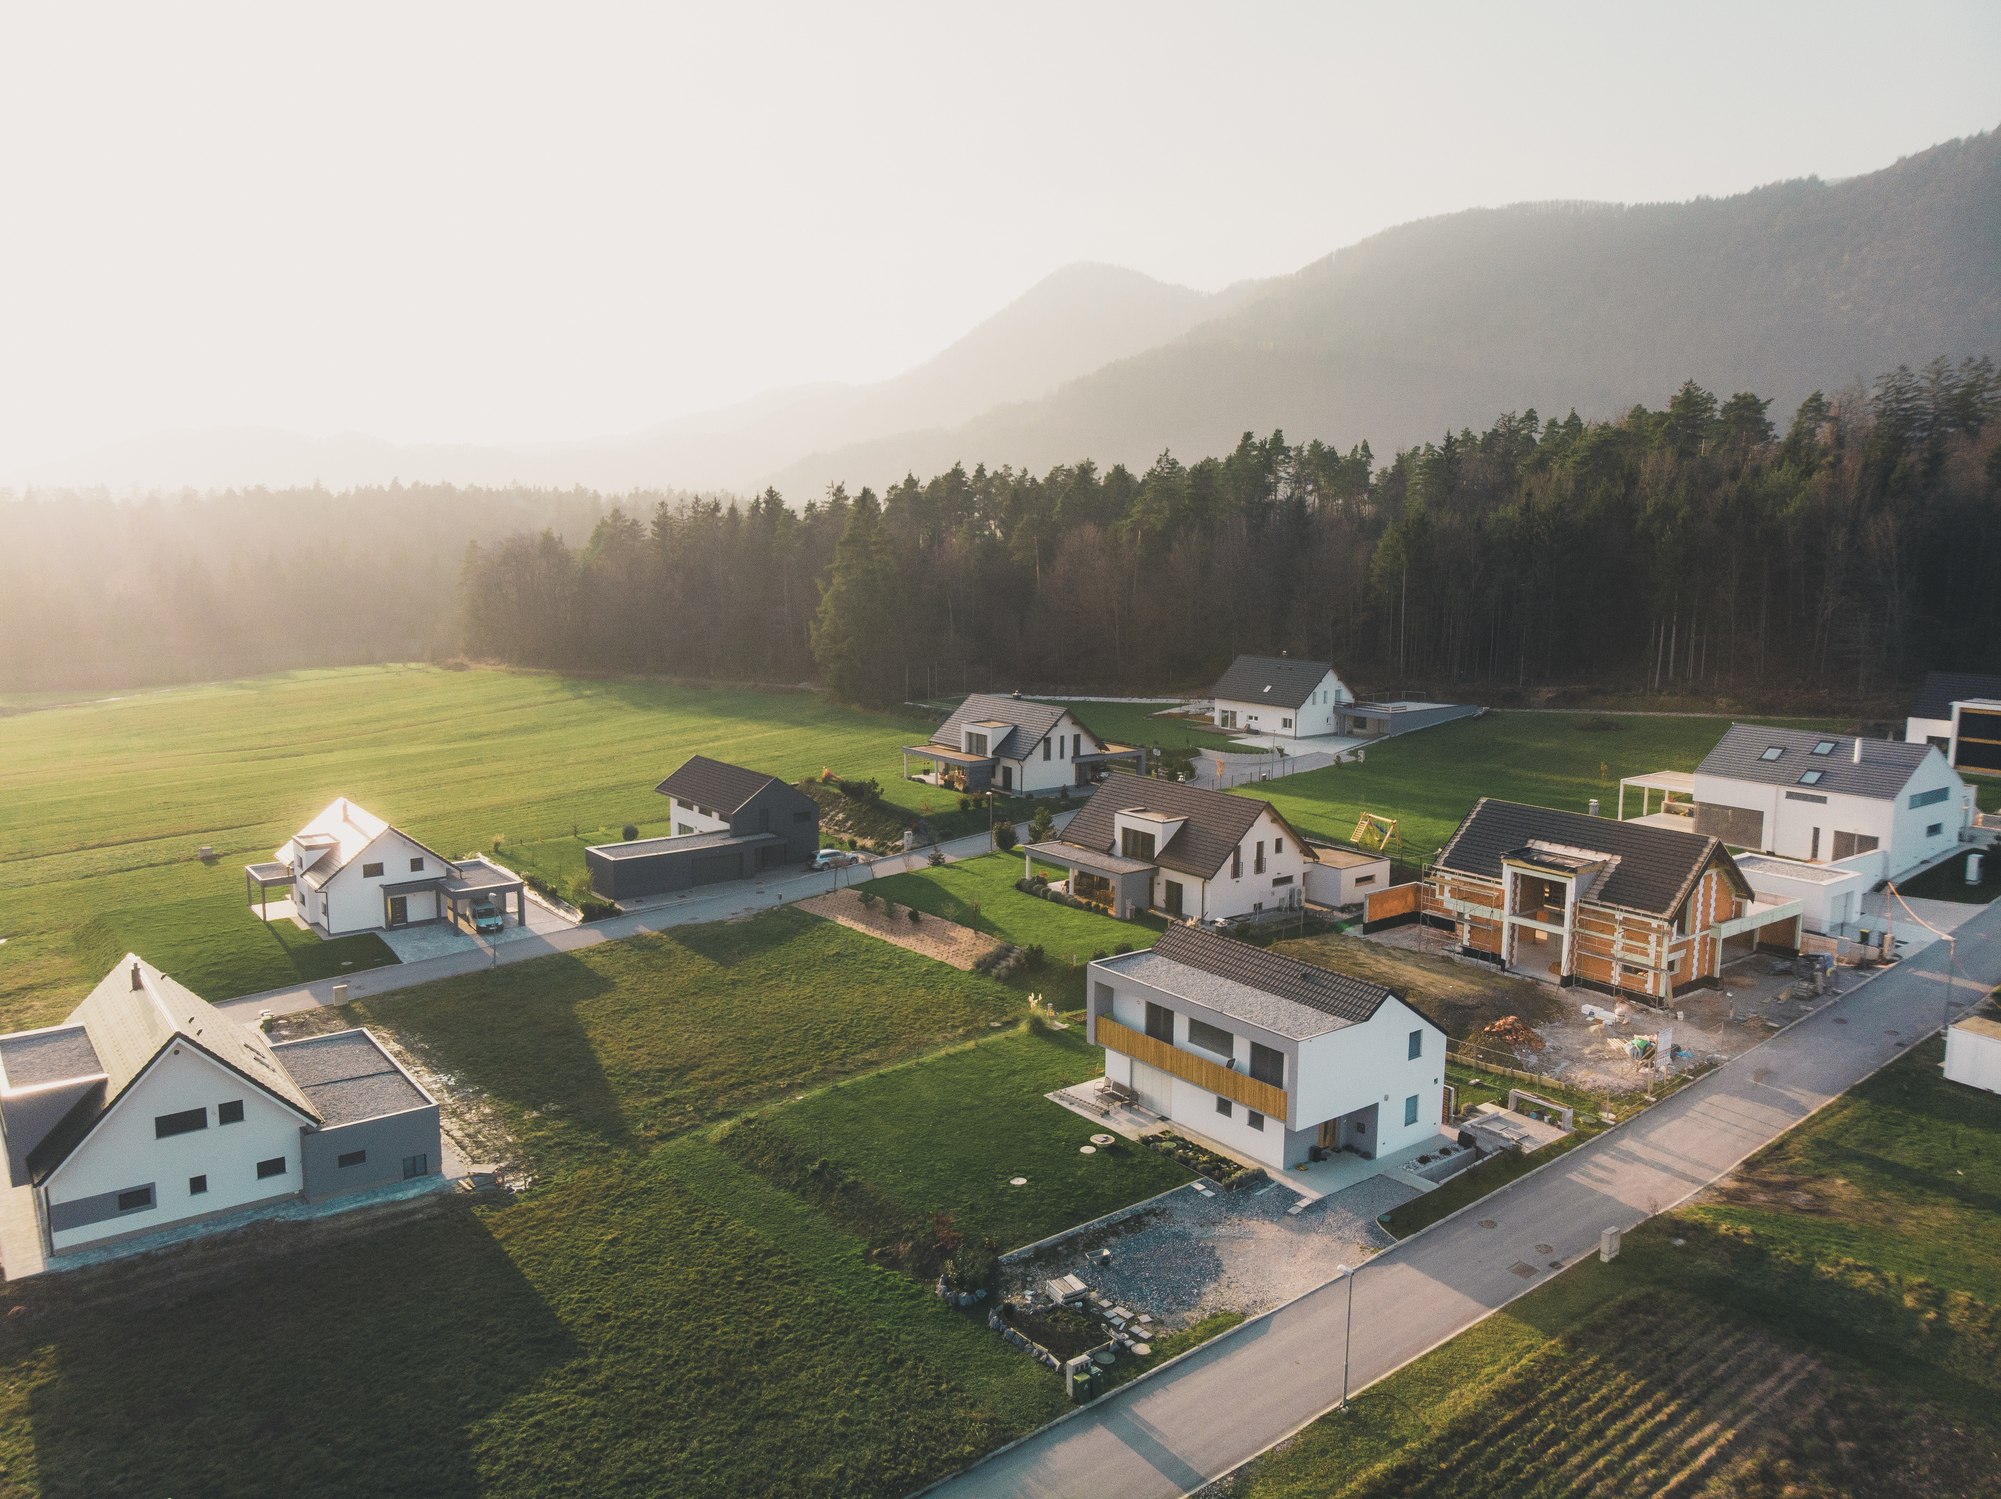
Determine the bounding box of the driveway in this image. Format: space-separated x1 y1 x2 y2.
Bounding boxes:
215 812 1075 1025
928 895 2001 1498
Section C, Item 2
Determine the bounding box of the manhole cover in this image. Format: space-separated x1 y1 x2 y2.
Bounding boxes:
1090 1134 1115 1146
1478 1219 1498 1230
1534 1243 1554 1254
1509 1261 1539 1279
1079 1145 1097 1155
1009 1177 1027 1187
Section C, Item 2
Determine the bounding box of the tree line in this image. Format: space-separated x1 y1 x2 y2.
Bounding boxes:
460 358 2001 708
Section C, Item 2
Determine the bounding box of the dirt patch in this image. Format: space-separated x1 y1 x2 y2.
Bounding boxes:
797 888 1001 972
1275 930 1565 1038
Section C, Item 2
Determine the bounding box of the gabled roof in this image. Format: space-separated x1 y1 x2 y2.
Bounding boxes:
281 798 456 890
1208 655 1335 710
1696 723 1933 801
1436 799 1748 919
1911 671 2001 722
22 955 322 1182
1054 771 1306 880
930 694 1093 761
654 754 786 814
1151 923 1397 1027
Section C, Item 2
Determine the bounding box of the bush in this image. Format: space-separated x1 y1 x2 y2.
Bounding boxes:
881 899 899 918
994 822 1018 851
576 897 619 921
1114 942 1133 955
1028 806 1056 843
928 847 947 867
907 906 922 924
857 889 878 910
622 823 638 841
1092 949 1108 961
1024 944 1045 970
959 795 972 812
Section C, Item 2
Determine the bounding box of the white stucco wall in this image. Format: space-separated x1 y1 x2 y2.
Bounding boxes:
1185 807 1309 920
44 1047 307 1252
1214 670 1350 738
1944 1024 2001 1095
1884 748 1972 879
307 828 450 934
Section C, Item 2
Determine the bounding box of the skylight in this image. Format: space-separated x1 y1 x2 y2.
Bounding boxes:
1812 740 1838 755
1798 769 1824 785
1759 746 1784 761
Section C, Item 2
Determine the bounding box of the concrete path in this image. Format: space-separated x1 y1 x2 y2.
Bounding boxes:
929 895 2001 1498
216 813 1073 1025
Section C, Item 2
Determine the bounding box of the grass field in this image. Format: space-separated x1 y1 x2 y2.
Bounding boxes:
864 853 1167 962
1899 845 2001 904
1219 1034 2001 1498
746 1024 1189 1254
1235 709 1844 862
73 887 399 1000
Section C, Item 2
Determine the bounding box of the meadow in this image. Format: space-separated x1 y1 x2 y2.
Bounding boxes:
864 852 1167 960
1219 1033 2001 1498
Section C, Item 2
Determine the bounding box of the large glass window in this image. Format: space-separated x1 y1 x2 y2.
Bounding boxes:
154 1107 206 1139
1188 1018 1234 1057
1249 1042 1284 1087
1121 828 1156 860
1144 1002 1174 1042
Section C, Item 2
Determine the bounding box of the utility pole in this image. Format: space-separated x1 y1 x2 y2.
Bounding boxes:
1337 1263 1354 1410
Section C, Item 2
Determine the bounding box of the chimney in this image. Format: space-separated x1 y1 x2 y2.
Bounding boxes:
1588 798 1601 817
130 963 142 991
1853 737 1862 764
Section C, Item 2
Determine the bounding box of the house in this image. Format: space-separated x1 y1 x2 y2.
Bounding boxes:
1692 724 1973 880
1024 771 1316 923
1423 799 1803 1003
1087 923 1447 1172
586 755 820 901
1209 655 1352 738
243 797 525 938
1301 841 1392 908
900 694 1144 796
1731 853 1874 937
1905 671 2001 774
0 955 440 1265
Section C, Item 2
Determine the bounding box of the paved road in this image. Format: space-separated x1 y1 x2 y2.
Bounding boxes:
216 814 1070 1025
933 897 2001 1498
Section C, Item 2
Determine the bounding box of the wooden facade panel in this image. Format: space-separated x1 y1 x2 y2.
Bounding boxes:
1096 1016 1289 1118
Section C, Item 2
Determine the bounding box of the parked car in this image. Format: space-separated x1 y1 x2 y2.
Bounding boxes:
810 848 863 871
470 899 505 933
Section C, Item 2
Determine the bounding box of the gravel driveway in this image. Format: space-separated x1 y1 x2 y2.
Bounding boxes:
1009 1174 1420 1331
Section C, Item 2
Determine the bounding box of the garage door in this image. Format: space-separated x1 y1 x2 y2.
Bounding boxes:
692 853 737 886
1130 1060 1173 1116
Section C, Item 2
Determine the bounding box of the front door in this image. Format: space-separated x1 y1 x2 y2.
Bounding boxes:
1076 762 1089 786
1001 765 1013 791
388 895 408 927
1165 880 1184 917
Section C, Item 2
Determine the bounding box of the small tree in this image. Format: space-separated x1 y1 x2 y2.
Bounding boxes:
857 889 878 910
1028 805 1056 844
928 847 947 867
994 821 1018 852
622 823 638 841
907 906 922 924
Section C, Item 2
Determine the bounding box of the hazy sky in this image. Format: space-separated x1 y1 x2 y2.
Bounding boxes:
2 2 1996 472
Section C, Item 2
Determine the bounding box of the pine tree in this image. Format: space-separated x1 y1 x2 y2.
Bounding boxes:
810 488 902 705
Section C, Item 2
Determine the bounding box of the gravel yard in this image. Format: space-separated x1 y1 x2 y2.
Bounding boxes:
1008 1174 1420 1331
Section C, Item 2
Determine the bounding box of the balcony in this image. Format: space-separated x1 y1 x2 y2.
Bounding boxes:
1095 1015 1288 1118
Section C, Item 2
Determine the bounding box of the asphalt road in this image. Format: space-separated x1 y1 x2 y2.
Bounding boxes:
932 896 2001 1499
216 814 1065 1025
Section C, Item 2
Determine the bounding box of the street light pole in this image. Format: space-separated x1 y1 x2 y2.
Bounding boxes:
1337 1263 1354 1410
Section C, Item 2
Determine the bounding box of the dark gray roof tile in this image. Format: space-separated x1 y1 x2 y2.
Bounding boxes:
1055 771 1292 880
1208 655 1334 710
1436 799 1745 918
271 1030 432 1126
931 694 1088 761
1696 723 1928 801
655 755 783 814
1149 923 1395 1025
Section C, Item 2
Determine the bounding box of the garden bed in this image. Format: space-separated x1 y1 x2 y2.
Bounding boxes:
796 887 1001 971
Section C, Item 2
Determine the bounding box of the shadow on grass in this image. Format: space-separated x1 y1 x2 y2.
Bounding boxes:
18 1206 578 1499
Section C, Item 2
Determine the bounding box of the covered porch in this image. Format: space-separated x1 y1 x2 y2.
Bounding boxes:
1021 840 1156 919
1617 769 1697 829
901 743 994 793
1071 742 1148 784
243 860 294 920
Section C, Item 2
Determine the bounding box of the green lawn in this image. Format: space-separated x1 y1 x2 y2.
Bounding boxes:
1234 709 1845 864
1898 845 2001 905
72 886 398 1001
0 664 940 1023
345 906 1022 1168
863 852 1167 963
746 1024 1191 1254
1224 1035 2001 1498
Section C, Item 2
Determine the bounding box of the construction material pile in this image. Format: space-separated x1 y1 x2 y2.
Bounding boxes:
1482 1015 1547 1058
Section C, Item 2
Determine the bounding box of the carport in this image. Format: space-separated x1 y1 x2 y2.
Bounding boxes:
439 857 526 934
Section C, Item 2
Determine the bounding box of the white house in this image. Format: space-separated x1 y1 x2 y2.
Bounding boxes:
1693 724 1973 881
1025 771 1316 923
901 694 1143 796
1088 924 1447 1172
245 798 524 937
0 955 440 1266
1208 655 1353 738
1732 853 1874 936
1905 671 2001 774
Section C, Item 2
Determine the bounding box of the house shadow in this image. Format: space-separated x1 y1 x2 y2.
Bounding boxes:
22 1204 578 1499
355 949 639 1159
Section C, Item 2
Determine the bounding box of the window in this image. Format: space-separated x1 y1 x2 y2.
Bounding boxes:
1232 847 1243 878
1408 1029 1423 1060
256 1157 286 1180
677 824 694 836
117 1186 155 1213
1043 738 1051 761
1797 770 1823 786
1121 828 1156 860
1910 786 1950 809
1675 900 1692 936
1254 841 1267 874
1928 822 1944 837
1215 1096 1232 1119
337 1149 367 1169
1164 880 1184 916
1403 1095 1420 1127
1272 875 1293 887
793 810 811 823
1249 1042 1284 1087
1144 1002 1174 1042
1759 746 1784 761
155 1107 206 1139
1274 837 1284 854
678 798 694 810
1281 718 1292 729
1831 832 1880 860
758 807 771 833
1812 740 1838 756
1355 874 1376 887
965 731 988 757
218 1100 244 1125
1188 1018 1235 1056
362 861 384 878
188 1175 207 1195
410 857 424 872
1246 1111 1265 1132
1785 791 1827 804
402 1154 429 1180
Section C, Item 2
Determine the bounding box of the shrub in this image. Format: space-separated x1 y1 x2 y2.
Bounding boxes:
1025 944 1045 970
994 822 1018 851
907 906 922 924
1028 806 1056 843
1114 942 1133 955
857 889 878 910
959 795 972 812
968 901 981 926
1092 949 1108 961
928 847 947 867
881 899 899 918
622 823 638 841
